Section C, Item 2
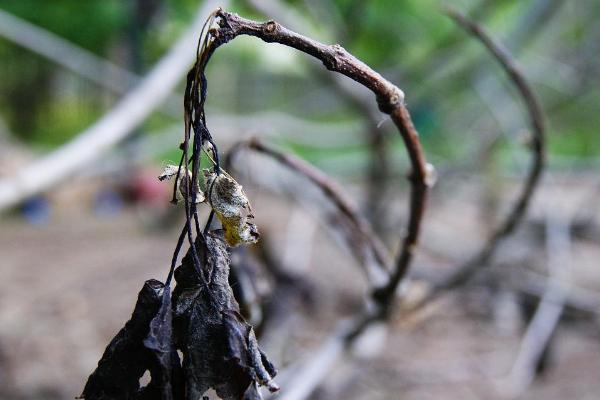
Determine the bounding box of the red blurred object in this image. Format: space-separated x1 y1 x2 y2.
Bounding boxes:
126 167 171 208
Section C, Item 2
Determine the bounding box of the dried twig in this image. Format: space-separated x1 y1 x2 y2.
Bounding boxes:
501 270 599 317
209 10 429 314
227 138 390 285
199 10 430 398
435 8 546 290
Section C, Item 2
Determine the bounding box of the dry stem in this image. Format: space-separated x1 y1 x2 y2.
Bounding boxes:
436 8 546 290
226 138 391 285
210 9 429 314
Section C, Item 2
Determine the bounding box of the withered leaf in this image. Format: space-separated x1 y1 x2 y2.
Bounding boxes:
81 280 161 399
204 171 249 218
158 165 181 182
159 165 205 204
241 382 261 400
220 216 260 248
205 172 259 247
141 285 184 400
172 233 278 400
81 279 182 400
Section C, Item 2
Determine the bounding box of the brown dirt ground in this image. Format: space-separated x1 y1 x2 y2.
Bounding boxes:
1 177 599 400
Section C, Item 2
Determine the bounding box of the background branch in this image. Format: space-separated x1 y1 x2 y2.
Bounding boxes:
436 8 547 290
211 9 429 316
504 215 571 395
0 0 224 213
226 138 390 285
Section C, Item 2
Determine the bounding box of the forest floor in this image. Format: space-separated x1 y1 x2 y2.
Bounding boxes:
0 176 599 400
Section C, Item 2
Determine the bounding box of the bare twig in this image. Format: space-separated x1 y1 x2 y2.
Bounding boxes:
198 11 429 398
0 0 224 213
410 247 600 319
507 273 598 316
436 8 546 290
210 10 429 313
227 138 390 285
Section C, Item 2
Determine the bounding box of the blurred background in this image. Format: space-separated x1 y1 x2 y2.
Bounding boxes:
0 0 599 399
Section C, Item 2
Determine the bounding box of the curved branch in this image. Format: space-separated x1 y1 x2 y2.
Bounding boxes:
226 138 391 285
157 23 428 392
211 9 429 316
436 8 546 291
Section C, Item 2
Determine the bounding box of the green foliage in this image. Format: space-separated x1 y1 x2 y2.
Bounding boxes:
31 97 105 147
0 0 127 51
0 0 598 166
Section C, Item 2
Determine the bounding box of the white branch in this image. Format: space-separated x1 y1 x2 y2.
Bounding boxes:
0 0 226 213
504 214 571 395
0 7 136 93
267 331 346 400
0 7 182 117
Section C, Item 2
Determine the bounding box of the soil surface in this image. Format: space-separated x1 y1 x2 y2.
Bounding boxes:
1 179 599 400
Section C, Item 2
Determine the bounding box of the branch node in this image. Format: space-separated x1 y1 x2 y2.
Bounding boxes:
264 20 278 33
424 163 437 187
377 86 405 114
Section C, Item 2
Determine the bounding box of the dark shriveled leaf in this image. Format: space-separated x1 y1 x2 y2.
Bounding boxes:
141 285 184 400
173 233 278 400
242 382 261 400
83 228 276 400
81 280 162 400
81 280 182 400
